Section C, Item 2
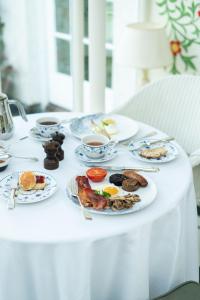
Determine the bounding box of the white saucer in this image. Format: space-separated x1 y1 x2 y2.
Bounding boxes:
75 145 118 163
29 127 66 142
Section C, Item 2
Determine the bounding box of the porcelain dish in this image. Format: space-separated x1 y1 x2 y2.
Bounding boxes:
69 113 139 142
129 139 178 163
0 171 57 204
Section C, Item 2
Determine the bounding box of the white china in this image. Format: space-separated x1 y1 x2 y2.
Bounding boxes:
0 171 57 204
81 134 116 159
36 117 61 137
69 113 139 142
129 139 178 163
75 144 118 163
67 173 157 215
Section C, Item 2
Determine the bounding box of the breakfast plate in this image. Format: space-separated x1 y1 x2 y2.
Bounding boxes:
129 139 178 163
0 171 57 204
75 145 118 163
67 170 157 215
69 113 139 142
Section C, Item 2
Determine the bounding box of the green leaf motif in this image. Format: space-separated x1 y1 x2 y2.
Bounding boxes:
181 55 197 71
156 0 200 74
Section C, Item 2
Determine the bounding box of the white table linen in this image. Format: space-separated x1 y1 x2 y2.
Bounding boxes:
0 113 198 300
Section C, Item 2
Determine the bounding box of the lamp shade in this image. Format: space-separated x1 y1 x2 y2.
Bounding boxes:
117 22 172 69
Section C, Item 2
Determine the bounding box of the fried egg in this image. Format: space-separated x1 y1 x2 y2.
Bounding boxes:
103 185 119 196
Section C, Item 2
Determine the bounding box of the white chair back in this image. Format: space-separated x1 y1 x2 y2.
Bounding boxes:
114 74 200 155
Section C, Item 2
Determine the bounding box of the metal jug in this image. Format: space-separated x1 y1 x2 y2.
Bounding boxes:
0 93 28 140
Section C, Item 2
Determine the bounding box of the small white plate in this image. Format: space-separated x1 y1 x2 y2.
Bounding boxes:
67 172 157 215
70 113 139 142
0 171 57 204
75 145 118 163
29 127 51 142
129 139 178 163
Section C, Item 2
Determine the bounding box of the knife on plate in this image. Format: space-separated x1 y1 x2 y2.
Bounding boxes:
86 165 160 172
7 173 18 209
130 136 175 151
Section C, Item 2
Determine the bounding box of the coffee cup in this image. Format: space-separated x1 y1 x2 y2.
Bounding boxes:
36 117 61 137
82 134 116 159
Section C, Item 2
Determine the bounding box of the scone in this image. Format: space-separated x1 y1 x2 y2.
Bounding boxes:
140 147 167 159
19 172 46 191
19 171 36 191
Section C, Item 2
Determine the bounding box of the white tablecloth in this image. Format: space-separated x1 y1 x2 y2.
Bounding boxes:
0 113 198 300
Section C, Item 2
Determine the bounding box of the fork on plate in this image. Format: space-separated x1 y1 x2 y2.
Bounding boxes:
69 179 92 221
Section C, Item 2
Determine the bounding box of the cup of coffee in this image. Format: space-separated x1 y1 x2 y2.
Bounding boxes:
82 134 116 159
36 117 61 137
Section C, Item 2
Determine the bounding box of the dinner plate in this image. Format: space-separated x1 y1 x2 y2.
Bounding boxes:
0 171 57 204
69 113 139 142
75 145 118 163
67 173 157 215
129 139 178 163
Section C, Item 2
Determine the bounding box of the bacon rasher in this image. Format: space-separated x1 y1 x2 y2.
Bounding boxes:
76 176 107 210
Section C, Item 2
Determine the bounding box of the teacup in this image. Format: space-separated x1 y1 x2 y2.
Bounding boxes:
36 117 61 138
82 134 116 159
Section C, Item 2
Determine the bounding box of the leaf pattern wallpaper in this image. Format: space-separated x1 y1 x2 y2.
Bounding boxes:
156 0 200 74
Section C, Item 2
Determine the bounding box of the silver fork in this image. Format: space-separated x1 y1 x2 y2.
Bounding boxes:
69 179 92 220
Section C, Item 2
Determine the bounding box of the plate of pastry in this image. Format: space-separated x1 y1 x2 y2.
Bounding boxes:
0 171 57 204
67 167 157 215
129 139 178 163
69 113 139 142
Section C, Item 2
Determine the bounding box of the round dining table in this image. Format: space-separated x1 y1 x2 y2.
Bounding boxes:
0 112 198 300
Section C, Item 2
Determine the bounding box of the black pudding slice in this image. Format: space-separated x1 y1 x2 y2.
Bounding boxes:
109 173 128 186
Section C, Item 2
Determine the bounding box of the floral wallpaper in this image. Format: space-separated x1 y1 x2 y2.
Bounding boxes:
156 0 200 74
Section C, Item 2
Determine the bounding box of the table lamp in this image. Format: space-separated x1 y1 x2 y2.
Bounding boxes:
118 22 172 85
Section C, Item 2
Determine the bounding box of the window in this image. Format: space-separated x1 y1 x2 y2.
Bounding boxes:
54 0 113 88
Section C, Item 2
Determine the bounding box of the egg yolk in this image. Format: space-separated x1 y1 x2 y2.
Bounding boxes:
103 186 119 196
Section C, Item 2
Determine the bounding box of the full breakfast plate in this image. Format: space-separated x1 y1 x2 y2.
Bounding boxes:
0 171 57 204
67 168 157 215
129 139 178 163
69 113 139 142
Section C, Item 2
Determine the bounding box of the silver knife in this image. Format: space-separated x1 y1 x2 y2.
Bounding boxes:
86 165 160 172
130 137 175 151
8 173 18 209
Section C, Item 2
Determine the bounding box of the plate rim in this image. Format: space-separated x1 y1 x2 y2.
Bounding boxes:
0 170 57 204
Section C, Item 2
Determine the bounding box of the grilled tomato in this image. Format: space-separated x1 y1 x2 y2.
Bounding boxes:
86 168 107 182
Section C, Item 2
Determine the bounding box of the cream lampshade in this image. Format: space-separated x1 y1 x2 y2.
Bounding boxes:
117 22 172 85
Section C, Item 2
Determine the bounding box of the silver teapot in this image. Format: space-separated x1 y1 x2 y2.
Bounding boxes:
0 93 28 140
